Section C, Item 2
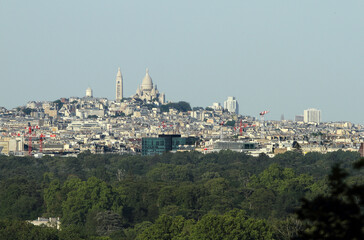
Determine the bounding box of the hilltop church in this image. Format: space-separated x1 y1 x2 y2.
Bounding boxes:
115 68 165 104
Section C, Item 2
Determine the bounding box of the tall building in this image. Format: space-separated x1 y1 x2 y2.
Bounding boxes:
135 68 165 104
115 67 123 101
85 87 93 98
224 96 239 114
304 108 321 124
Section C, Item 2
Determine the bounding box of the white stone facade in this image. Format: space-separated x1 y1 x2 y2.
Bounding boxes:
116 67 123 101
134 68 165 104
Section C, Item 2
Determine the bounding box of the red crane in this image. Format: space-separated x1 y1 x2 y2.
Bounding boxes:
39 133 45 153
25 123 39 156
234 120 257 136
259 110 269 121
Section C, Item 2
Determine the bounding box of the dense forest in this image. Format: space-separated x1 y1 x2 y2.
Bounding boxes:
0 150 363 239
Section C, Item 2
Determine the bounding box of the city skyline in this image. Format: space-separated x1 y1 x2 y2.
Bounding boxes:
1 1 364 123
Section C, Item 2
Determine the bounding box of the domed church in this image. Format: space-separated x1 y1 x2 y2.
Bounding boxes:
135 68 165 104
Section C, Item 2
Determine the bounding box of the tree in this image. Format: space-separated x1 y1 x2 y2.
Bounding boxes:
160 101 192 113
44 179 63 217
61 177 123 226
85 210 123 237
53 100 64 110
192 107 204 111
160 105 169 113
191 210 274 240
136 215 191 240
0 220 59 240
296 158 364 239
0 177 44 220
225 120 236 127
22 108 33 115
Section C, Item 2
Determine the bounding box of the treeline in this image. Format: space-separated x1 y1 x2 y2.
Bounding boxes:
0 150 362 239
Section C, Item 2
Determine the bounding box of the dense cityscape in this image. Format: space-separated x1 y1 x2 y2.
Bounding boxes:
0 68 363 158
2 1 364 239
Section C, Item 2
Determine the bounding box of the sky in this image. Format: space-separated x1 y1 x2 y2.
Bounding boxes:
1 0 364 123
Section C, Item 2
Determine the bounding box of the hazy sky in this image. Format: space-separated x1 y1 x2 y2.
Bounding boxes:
1 1 363 123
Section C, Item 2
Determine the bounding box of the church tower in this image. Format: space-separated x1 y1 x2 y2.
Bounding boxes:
116 67 123 101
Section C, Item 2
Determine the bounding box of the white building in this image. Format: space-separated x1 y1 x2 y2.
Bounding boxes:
76 109 105 119
224 96 239 114
135 68 165 104
116 67 123 101
304 108 321 124
28 217 61 230
86 87 93 98
211 102 223 111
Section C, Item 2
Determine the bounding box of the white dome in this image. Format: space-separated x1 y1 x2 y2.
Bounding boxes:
141 68 153 91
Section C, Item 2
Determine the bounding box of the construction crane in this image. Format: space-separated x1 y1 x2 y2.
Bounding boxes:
259 111 270 138
39 133 45 153
25 123 39 156
23 124 56 155
259 110 269 121
234 120 257 136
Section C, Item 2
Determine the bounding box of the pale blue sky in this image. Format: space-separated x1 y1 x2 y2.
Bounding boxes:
1 1 363 123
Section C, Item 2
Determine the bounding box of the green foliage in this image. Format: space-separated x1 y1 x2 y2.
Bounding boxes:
44 179 63 216
0 177 44 220
244 164 314 218
22 107 33 115
136 210 274 240
296 158 364 239
136 215 191 240
160 105 169 113
192 210 274 240
53 100 64 110
160 101 192 112
192 107 204 111
0 151 361 239
61 177 123 226
85 210 123 237
225 120 235 127
0 220 59 240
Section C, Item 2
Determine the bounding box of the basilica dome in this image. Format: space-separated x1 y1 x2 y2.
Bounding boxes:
141 68 153 91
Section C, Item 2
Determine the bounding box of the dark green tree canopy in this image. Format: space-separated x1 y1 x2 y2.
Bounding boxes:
296 158 364 240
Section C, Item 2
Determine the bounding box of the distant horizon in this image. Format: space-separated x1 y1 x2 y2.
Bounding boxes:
1 1 363 124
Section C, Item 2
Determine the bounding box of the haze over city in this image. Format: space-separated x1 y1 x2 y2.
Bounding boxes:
1 0 363 123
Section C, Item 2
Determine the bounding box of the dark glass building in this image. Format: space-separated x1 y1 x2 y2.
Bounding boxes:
142 134 197 156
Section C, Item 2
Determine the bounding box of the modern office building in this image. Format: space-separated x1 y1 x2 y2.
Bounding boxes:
304 108 321 124
142 134 197 156
213 140 257 152
115 67 123 101
224 96 239 114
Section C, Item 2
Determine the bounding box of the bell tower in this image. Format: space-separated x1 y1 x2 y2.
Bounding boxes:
116 67 123 101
